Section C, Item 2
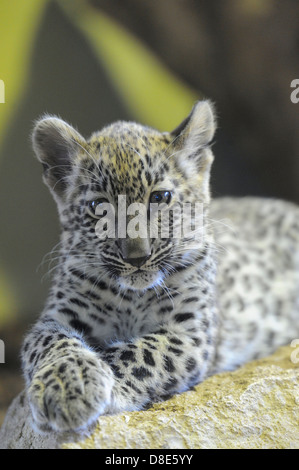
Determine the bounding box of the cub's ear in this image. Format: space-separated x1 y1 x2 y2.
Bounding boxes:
171 100 216 148
169 100 216 199
32 116 86 199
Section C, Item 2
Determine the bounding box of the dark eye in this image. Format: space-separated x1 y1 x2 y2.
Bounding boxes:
88 198 109 218
149 191 172 205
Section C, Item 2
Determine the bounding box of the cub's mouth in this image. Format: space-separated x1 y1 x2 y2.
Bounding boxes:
117 268 164 291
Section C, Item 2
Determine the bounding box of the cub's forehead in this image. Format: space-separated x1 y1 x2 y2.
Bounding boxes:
88 121 172 167
90 120 167 142
77 121 174 199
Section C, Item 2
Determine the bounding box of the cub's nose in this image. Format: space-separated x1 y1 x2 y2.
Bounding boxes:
123 254 150 268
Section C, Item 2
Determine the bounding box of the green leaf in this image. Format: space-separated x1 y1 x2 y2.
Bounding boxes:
0 0 49 148
60 0 199 131
0 0 49 324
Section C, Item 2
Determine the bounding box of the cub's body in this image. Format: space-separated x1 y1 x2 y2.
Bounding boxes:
21 102 299 432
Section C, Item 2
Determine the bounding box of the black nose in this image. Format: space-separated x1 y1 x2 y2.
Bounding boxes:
123 255 150 268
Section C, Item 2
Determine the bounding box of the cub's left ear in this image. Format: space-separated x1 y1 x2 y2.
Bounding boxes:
171 100 216 148
169 100 216 184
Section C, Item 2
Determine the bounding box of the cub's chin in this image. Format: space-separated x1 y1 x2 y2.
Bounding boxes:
118 270 164 292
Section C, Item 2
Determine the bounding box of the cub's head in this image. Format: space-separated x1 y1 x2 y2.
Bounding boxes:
32 101 216 291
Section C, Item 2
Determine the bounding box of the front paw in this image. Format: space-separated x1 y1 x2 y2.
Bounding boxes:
28 351 114 432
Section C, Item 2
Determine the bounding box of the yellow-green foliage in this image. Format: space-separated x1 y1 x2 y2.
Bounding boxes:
0 0 49 324
0 0 49 144
62 0 198 130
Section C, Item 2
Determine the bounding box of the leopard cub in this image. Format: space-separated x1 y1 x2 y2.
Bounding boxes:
21 101 299 432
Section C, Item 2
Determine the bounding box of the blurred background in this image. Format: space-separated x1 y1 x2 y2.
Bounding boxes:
0 0 298 425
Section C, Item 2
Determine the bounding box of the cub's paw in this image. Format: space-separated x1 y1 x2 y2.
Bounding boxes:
28 351 114 432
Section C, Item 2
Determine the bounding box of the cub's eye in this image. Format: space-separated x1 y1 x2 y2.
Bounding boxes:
149 191 172 205
88 198 109 218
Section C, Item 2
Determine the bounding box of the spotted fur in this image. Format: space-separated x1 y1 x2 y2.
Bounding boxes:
21 101 299 432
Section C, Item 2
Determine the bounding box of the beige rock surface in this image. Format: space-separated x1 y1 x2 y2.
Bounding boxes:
0 345 298 449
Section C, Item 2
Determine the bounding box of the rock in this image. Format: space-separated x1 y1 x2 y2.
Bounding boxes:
0 345 298 449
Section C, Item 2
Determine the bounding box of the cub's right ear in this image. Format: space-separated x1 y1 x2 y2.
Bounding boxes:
32 116 86 199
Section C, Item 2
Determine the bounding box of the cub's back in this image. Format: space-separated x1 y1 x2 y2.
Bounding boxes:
209 197 299 372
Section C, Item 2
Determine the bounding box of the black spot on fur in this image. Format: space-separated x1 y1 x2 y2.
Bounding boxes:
69 319 92 335
69 297 89 309
42 335 52 347
143 349 155 366
169 337 183 345
163 356 175 372
120 350 136 362
132 366 153 381
59 307 77 317
174 313 194 323
168 346 183 356
183 297 199 303
29 351 36 363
